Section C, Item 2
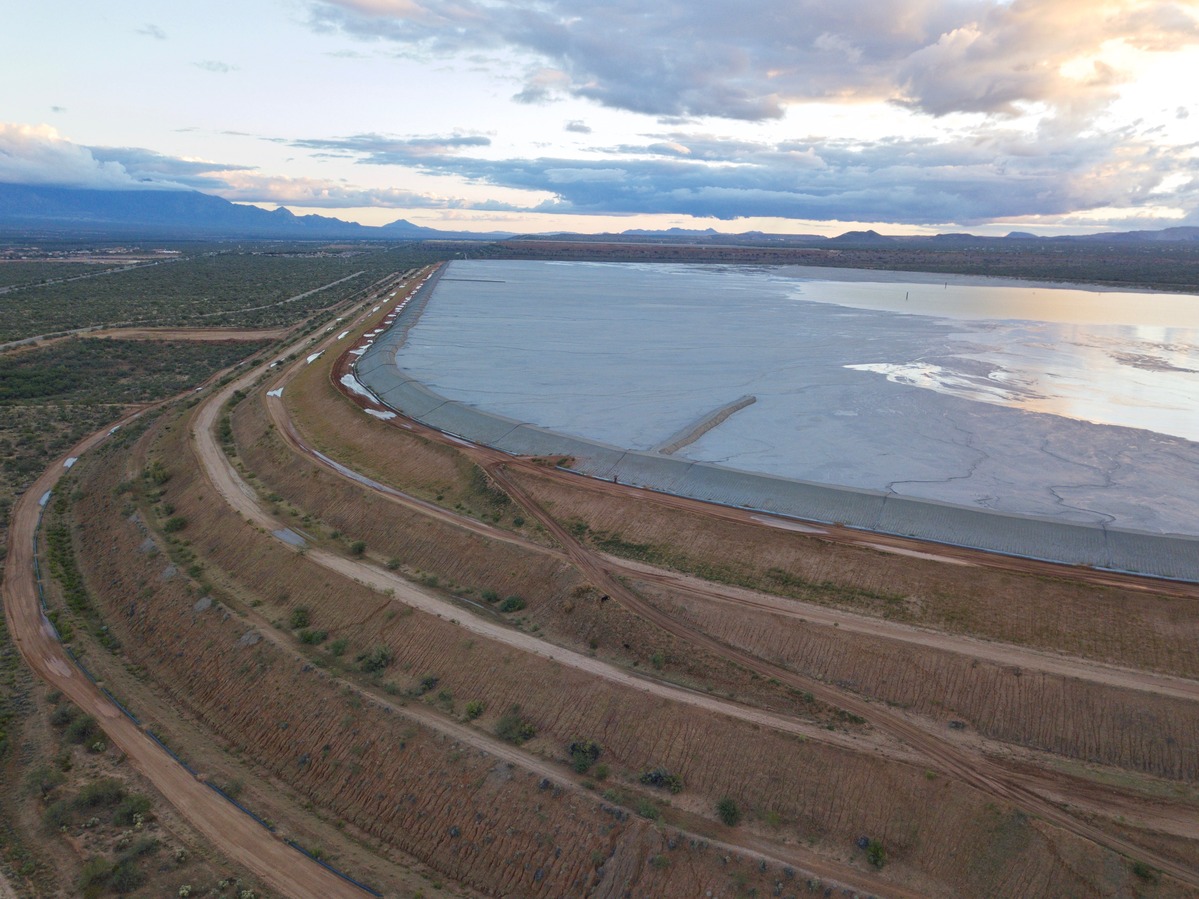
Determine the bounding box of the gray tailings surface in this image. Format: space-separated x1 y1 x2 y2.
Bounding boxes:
356 268 1199 582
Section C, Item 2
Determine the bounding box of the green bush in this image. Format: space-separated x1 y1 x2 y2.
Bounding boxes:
64 714 101 745
1131 861 1159 882
716 797 740 826
569 739 602 773
349 540 366 556
79 856 114 895
498 595 525 613
42 798 73 830
162 516 187 533
640 768 684 794
76 778 125 810
495 706 536 744
866 839 886 868
289 607 310 629
481 590 499 603
328 638 348 657
356 645 394 674
112 793 151 826
298 629 328 645
635 798 660 820
465 700 484 720
26 765 66 798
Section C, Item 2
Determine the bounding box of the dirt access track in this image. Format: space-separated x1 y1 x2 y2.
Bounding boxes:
2 372 376 895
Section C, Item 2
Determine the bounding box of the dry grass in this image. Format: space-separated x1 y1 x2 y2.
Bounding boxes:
502 465 1199 678
49 306 1199 898
634 577 1199 780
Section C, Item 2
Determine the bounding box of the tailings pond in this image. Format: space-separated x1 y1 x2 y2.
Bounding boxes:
357 259 1199 578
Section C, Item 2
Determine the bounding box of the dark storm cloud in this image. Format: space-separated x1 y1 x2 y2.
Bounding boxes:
309 0 1199 121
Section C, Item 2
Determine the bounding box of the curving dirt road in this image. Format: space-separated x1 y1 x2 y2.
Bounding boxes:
1 359 385 897
2 427 369 899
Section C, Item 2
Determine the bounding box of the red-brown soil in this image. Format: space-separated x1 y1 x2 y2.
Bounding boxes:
14 268 1198 897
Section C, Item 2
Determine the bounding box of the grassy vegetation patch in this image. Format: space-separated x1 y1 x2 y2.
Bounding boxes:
0 338 271 405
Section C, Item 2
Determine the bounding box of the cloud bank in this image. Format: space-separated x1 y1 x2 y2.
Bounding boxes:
309 0 1199 122
0 124 185 190
280 124 1198 225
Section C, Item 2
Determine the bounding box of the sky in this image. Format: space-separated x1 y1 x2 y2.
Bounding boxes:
2 0 1198 236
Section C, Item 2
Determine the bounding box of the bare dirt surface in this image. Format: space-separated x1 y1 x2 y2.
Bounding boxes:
607 557 1199 703
2 408 378 895
89 326 291 341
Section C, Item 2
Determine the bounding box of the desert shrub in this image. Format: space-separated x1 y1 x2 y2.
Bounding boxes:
64 714 101 745
42 799 73 830
76 778 125 810
866 839 886 868
79 856 114 895
49 704 77 727
349 540 366 556
108 858 147 893
145 461 171 485
162 516 187 533
289 607 310 629
495 706 536 744
640 768 684 794
417 674 439 695
635 798 660 820
498 595 525 613
26 765 66 798
716 797 741 826
298 629 327 645
569 739 602 773
481 590 499 603
1132 861 1159 882
112 793 151 826
357 645 394 674
465 700 484 720
328 638 348 657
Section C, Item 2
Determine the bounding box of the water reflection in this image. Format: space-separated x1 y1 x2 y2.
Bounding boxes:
822 287 1199 442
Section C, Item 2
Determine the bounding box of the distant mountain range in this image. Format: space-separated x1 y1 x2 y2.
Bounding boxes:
2 182 1198 245
0 183 512 240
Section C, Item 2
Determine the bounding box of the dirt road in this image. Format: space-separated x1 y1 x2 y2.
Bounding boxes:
2 402 376 895
611 558 1199 702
